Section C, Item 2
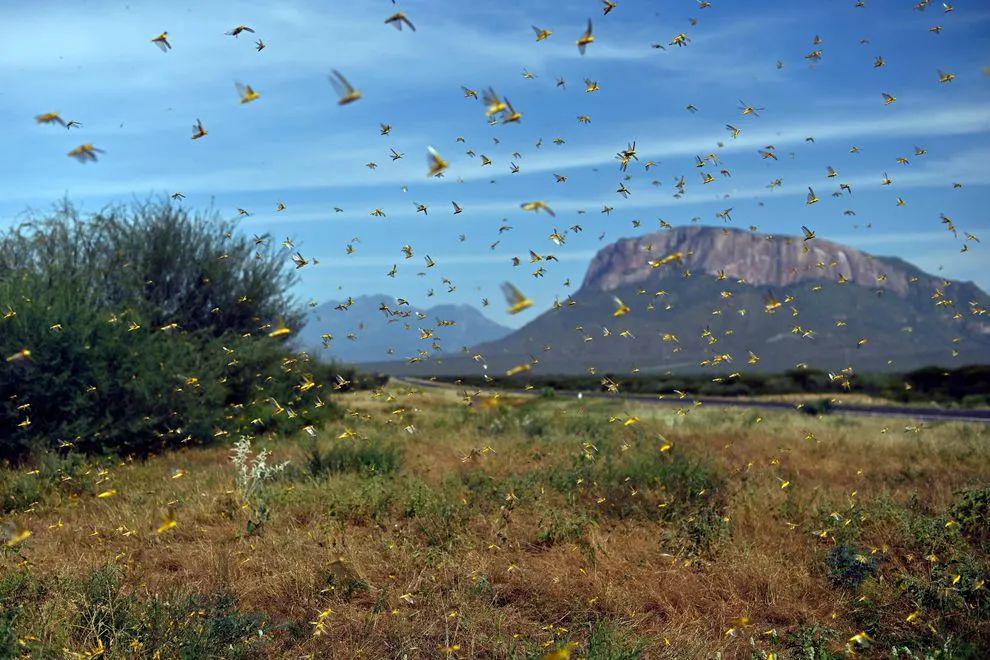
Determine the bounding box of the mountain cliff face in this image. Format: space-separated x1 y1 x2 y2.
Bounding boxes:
584 226 927 296
298 295 511 364
369 226 990 376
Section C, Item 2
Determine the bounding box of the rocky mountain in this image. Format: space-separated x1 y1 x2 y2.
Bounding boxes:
366 226 990 376
297 294 511 364
583 226 922 295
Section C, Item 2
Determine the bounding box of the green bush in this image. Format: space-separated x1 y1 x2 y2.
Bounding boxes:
322 474 395 523
825 543 880 589
399 477 466 547
0 452 90 514
950 487 990 549
74 565 266 658
306 437 403 476
536 507 595 546
3 563 284 657
0 569 44 658
0 199 302 337
544 438 727 554
0 200 340 462
784 624 840 659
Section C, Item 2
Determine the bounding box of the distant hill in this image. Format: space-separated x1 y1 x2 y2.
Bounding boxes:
362 226 990 376
297 294 511 364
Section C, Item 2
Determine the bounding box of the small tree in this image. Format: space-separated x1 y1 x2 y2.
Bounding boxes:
0 199 303 336
0 199 330 462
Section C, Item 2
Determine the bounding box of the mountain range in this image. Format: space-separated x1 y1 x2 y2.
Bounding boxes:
351 226 990 376
297 295 511 364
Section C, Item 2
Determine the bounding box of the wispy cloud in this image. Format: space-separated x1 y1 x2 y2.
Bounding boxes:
12 99 985 207
467 103 990 184
307 248 599 270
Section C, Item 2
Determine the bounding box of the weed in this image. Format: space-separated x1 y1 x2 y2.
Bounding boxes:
306 437 402 476
323 473 395 523
468 574 493 599
321 557 369 601
545 438 728 554
584 620 647 659
825 543 880 589
0 569 43 657
536 507 595 546
785 624 840 659
231 436 288 534
8 565 272 657
399 477 466 547
0 452 90 514
950 486 990 549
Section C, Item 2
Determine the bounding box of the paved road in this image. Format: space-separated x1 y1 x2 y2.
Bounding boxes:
394 377 990 424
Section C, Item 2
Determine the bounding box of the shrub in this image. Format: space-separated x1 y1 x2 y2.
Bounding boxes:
0 570 43 658
536 507 595 546
785 624 840 659
440 366 990 406
0 452 90 514
950 486 990 549
825 543 880 589
547 438 727 554
68 565 266 658
323 474 395 523
855 495 990 649
0 608 14 658
0 199 301 337
801 397 835 416
0 200 338 462
306 437 403 476
399 477 466 547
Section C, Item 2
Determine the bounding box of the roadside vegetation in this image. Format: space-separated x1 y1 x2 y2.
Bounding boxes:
3 386 987 657
440 365 990 409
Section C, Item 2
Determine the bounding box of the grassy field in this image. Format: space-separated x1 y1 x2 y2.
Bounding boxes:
2 384 989 658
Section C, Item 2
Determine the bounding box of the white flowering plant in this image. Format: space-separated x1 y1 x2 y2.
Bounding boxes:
230 436 288 534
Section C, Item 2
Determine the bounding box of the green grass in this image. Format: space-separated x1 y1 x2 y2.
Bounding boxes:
1 565 269 658
304 436 403 476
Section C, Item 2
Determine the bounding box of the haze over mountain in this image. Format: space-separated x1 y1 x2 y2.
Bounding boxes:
361 226 990 376
298 294 511 364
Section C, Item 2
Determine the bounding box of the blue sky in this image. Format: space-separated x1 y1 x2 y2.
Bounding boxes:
3 0 989 328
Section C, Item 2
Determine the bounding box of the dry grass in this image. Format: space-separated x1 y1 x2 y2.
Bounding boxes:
2 384 989 658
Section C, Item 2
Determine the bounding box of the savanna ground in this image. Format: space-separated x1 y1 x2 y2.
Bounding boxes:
2 383 989 659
